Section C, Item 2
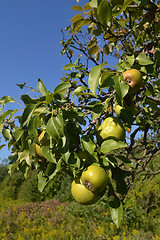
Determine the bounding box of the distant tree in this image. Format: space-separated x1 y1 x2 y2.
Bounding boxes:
0 0 159 227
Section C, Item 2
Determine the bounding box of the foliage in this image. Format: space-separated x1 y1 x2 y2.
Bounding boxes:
0 198 160 240
0 167 64 203
0 164 8 182
0 0 160 226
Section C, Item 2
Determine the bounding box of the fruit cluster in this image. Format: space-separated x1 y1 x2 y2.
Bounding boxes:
114 69 144 130
35 69 144 206
71 115 126 205
71 165 108 205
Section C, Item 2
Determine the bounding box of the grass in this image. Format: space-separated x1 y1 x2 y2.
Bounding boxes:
0 196 160 240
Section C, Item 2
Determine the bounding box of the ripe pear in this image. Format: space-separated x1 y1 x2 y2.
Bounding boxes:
98 116 125 141
71 180 100 205
81 165 108 193
123 69 143 94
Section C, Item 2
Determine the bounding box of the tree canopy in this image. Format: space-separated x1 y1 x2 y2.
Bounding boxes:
0 0 160 227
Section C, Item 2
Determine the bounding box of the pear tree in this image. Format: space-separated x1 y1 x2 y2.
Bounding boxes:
0 0 160 227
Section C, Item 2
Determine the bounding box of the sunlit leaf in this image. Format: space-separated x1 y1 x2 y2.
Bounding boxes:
88 65 101 94
81 135 95 154
113 75 129 105
117 155 134 168
13 129 24 142
71 5 83 11
83 3 91 10
136 54 154 65
0 110 15 122
70 14 83 23
63 63 77 71
22 104 38 126
72 86 88 96
0 96 14 104
38 171 48 192
46 117 63 140
109 199 123 228
101 139 127 153
89 0 98 8
99 71 114 89
126 55 135 65
37 79 49 95
54 82 71 95
42 146 57 163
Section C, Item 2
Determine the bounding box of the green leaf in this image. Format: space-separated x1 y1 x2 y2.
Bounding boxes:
101 139 127 153
88 65 101 94
0 122 4 133
113 75 129 105
136 54 154 65
89 0 98 8
0 110 15 122
22 104 38 126
99 71 114 89
0 96 14 105
20 95 37 105
46 117 63 140
19 150 30 165
91 104 103 120
37 79 49 95
13 129 24 141
54 82 71 95
16 82 26 89
42 146 57 163
97 0 112 27
38 171 48 192
72 19 86 30
63 63 77 70
117 155 134 168
68 152 81 169
71 5 83 11
81 135 95 155
83 3 91 10
100 155 110 166
28 116 39 140
103 44 109 56
126 55 135 65
70 14 83 23
72 86 88 97
109 199 123 228
49 159 62 180
88 45 99 56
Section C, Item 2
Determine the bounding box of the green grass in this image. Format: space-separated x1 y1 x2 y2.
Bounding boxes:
0 195 160 240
